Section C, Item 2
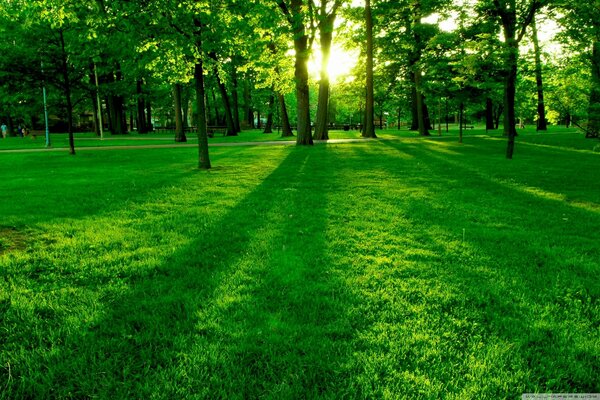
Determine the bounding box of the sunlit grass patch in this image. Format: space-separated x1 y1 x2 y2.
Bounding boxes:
0 132 598 398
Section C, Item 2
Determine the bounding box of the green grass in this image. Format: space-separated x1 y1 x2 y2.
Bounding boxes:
0 131 599 399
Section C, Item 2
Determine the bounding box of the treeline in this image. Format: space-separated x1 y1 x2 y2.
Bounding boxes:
0 0 597 165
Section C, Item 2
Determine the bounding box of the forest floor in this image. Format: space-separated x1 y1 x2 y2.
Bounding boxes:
0 128 599 399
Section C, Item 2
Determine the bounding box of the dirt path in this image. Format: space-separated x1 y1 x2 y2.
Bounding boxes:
0 138 378 154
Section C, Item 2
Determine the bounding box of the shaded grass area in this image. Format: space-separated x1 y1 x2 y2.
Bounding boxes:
0 133 598 398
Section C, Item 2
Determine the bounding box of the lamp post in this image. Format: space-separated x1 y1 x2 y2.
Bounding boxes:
93 62 104 140
41 61 51 148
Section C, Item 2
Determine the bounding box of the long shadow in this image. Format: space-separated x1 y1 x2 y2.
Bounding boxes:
4 147 358 399
366 140 600 394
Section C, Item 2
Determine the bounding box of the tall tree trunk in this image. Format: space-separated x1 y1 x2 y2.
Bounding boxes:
504 28 519 159
278 93 294 137
294 32 312 143
363 0 376 138
213 66 237 136
314 13 335 141
146 100 152 132
90 93 100 136
264 93 275 133
7 115 15 137
244 81 253 128
59 29 75 155
195 62 211 169
494 104 503 129
587 38 600 137
174 83 186 142
459 102 464 143
414 68 429 136
410 85 419 130
486 98 495 130
210 88 220 125
136 79 148 134
231 67 241 133
89 66 100 136
531 19 547 131
279 0 312 144
423 99 433 130
182 88 190 129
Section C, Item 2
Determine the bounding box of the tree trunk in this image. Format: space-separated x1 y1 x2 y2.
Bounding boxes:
264 93 275 133
531 19 547 131
146 100 152 132
410 85 419 130
182 88 190 129
494 104 503 129
214 68 237 136
314 13 335 141
423 99 433 130
174 83 187 142
278 93 293 137
243 81 253 128
587 39 600 137
459 102 464 143
415 68 429 136
89 66 100 136
437 101 442 136
91 93 100 136
231 66 242 133
284 0 312 144
504 29 519 159
194 62 211 169
59 29 75 155
210 88 220 125
7 115 15 137
363 0 376 138
108 96 126 135
136 79 148 134
486 97 495 130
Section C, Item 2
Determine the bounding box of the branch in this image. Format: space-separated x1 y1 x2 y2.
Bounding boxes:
517 0 544 42
277 0 294 26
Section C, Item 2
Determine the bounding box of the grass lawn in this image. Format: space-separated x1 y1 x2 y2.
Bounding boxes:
0 130 599 399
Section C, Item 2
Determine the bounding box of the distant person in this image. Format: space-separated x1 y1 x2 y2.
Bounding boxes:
17 125 23 137
1 123 7 139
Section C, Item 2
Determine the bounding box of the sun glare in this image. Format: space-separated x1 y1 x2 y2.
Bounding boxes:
309 43 358 84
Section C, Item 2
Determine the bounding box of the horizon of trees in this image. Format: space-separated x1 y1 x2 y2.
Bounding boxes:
0 0 597 165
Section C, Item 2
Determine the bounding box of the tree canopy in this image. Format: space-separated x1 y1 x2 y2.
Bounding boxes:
0 0 597 164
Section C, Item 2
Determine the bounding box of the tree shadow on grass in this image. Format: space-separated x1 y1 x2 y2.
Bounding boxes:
0 147 246 227
4 147 359 399
359 140 600 395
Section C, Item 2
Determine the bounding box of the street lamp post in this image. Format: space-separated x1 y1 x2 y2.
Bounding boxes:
94 63 104 140
41 61 51 148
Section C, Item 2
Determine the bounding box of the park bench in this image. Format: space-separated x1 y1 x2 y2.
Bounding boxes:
27 130 45 138
207 126 227 138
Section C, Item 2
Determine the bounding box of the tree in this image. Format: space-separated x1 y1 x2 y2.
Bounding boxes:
556 0 600 137
363 0 376 138
313 0 344 141
277 0 314 145
481 0 546 158
530 17 547 130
